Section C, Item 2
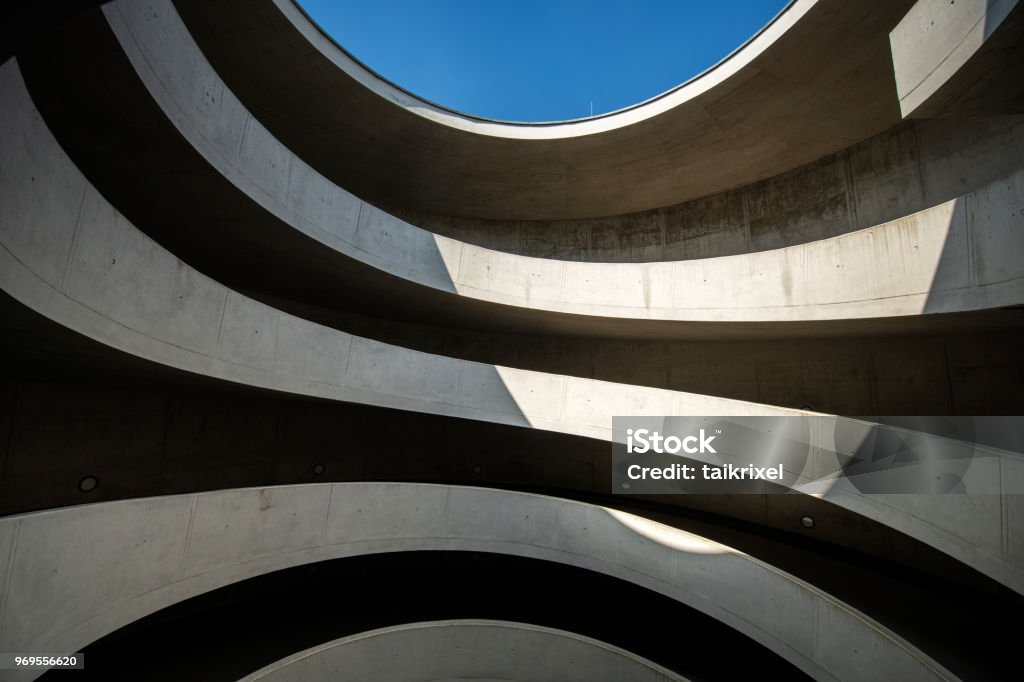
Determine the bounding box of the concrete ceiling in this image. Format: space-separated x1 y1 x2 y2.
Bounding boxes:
174 0 916 221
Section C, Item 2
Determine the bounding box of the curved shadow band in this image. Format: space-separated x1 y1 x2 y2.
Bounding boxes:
171 0 912 220
98 0 1024 327
0 483 953 682
240 620 689 682
2 58 1023 597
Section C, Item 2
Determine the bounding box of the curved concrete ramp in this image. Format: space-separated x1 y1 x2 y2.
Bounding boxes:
0 57 790 438
101 0 1024 325
891 0 1024 118
0 483 954 682
171 0 914 221
239 620 688 682
2 2 1020 680
2 59 1023 596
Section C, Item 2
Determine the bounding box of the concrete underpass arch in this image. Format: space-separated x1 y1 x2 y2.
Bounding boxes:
0 483 953 682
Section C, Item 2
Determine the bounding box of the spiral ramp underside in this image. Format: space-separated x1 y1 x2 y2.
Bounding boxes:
1 0 1023 680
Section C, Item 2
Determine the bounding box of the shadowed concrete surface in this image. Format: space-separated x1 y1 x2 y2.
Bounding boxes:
23 8 1024 268
61 550 1021 681
173 0 919 221
891 0 1024 118
50 1 1024 325
240 620 692 681
2 0 1023 679
0 1 110 63
14 2 1024 410
7 59 1024 597
43 552 812 681
0 483 956 682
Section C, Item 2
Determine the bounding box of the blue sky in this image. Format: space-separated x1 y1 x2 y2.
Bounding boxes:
296 1 790 122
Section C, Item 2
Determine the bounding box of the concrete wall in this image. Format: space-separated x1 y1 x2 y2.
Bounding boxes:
172 0 918 221
278 299 1024 416
3 1 1021 678
891 0 1022 117
0 376 993 593
0 483 954 682
17 16 1023 417
102 0 1024 324
3 2 1021 677
393 116 1024 261
4 59 1024 595
240 620 688 682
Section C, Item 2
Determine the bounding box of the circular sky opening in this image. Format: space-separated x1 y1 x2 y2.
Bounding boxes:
296 0 792 123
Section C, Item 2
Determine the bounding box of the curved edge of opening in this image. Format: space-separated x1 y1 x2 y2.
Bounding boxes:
282 0 806 135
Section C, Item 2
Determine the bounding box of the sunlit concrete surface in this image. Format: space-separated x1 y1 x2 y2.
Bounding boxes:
239 620 689 682
98 0 1024 325
172 0 1024 258
0 483 955 682
4 56 1024 601
0 56 791 434
2 0 1023 678
891 0 1024 117
174 0 919 220
26 6 1024 272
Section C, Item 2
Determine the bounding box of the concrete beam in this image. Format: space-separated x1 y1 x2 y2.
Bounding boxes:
3 60 1024 594
171 0 915 220
239 620 689 682
891 0 1024 117
99 0 1024 325
0 483 955 682
24 10 1024 269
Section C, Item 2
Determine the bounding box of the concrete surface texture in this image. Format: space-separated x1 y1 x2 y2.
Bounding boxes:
1 0 1022 678
891 0 1024 117
0 55 789 435
238 620 690 682
174 0 1024 258
4 57 1023 597
175 0 918 221
102 0 1024 324
0 483 955 682
391 114 1024 261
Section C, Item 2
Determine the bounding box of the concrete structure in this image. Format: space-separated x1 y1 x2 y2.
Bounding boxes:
0 484 954 681
239 621 689 682
1 0 1022 679
890 0 1024 118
